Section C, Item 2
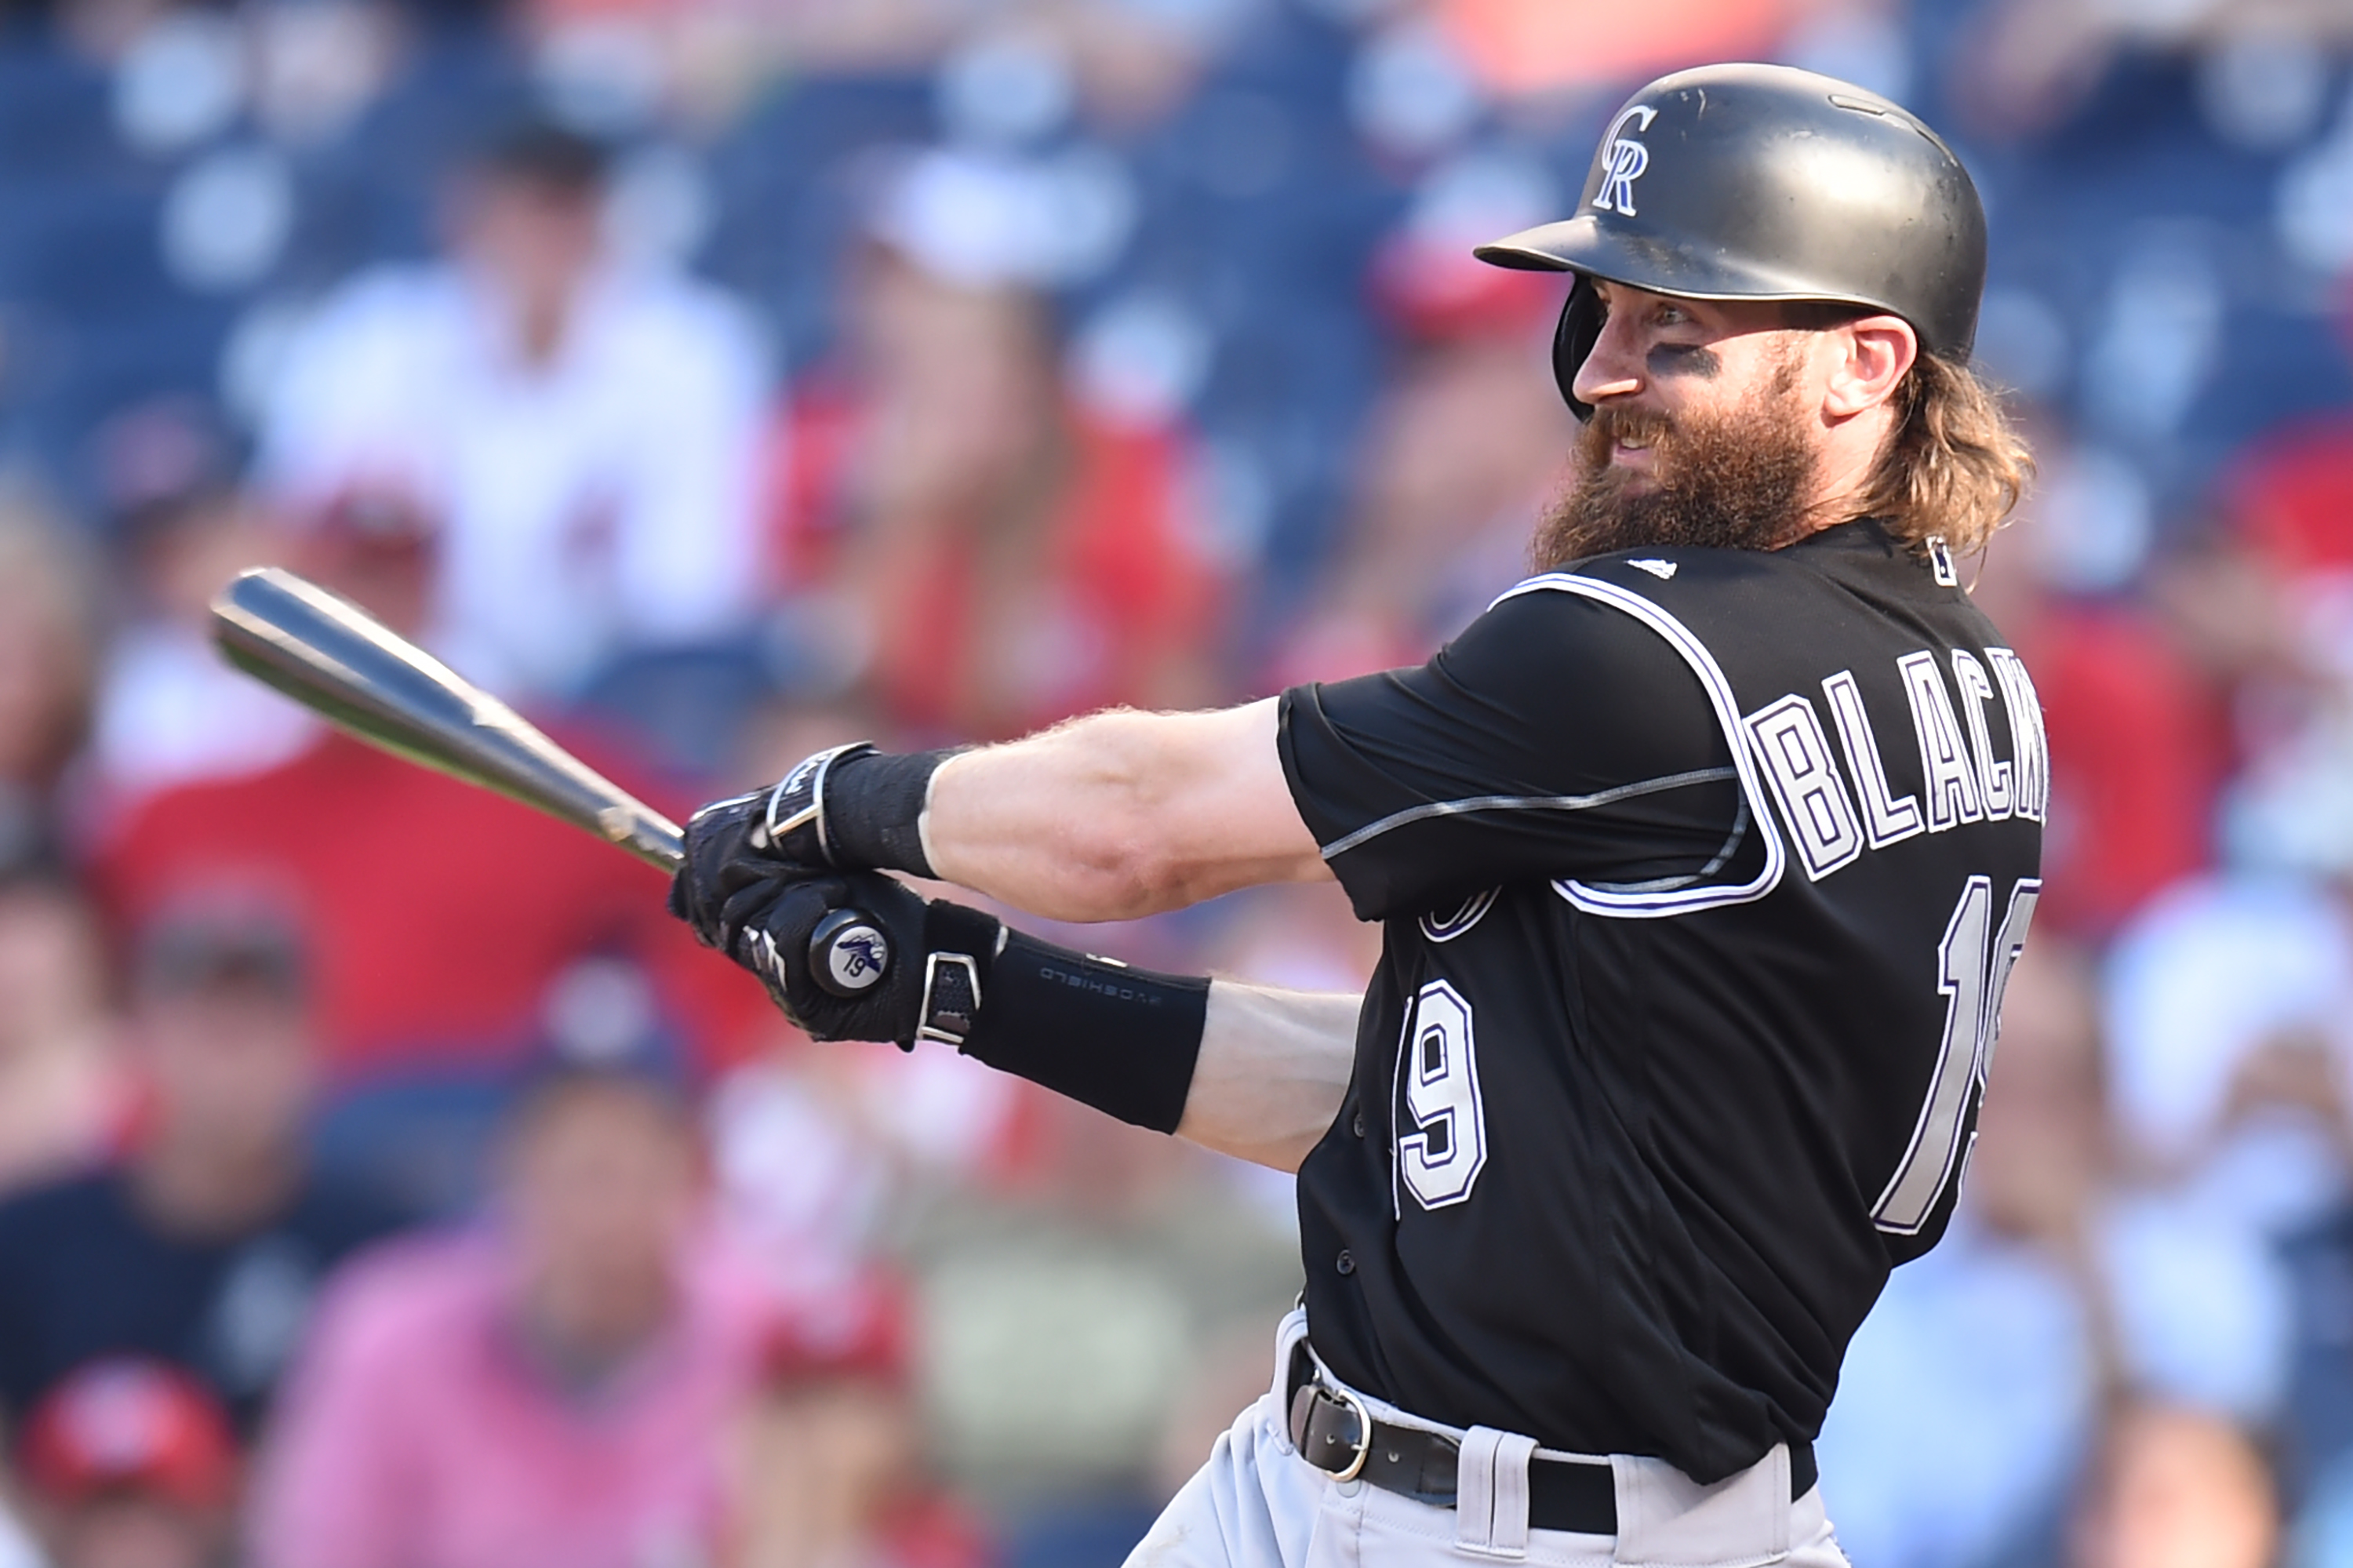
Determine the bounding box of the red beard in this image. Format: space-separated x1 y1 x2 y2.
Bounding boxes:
1530 359 1823 572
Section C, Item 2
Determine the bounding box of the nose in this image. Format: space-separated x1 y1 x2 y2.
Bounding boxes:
1570 304 1646 408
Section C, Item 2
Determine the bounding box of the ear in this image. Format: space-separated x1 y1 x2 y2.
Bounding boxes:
1822 315 1918 420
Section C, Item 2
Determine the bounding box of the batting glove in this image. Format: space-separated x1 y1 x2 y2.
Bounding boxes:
671 790 797 950
670 744 958 947
720 870 1004 1049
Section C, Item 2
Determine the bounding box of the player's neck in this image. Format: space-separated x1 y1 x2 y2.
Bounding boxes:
1792 406 1897 540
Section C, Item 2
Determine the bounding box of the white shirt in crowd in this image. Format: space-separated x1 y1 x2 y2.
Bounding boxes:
93 621 320 806
261 262 772 698
1817 1209 2098 1568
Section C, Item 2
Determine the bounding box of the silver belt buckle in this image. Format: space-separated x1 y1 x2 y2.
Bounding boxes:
1295 1377 1373 1483
1327 1384 1374 1482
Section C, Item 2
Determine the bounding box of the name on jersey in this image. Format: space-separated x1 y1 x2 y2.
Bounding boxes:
1741 647 2045 882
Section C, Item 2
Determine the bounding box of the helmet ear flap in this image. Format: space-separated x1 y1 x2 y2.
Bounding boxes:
1553 277 1602 422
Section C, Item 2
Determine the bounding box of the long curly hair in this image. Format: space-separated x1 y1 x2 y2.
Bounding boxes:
1849 349 2035 560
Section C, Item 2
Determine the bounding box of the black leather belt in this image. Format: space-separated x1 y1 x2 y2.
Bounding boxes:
1283 1347 1814 1536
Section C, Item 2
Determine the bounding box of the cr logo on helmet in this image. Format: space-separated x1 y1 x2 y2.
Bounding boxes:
1592 105 1658 216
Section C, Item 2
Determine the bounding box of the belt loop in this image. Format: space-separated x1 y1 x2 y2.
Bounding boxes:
1609 1443 1791 1566
1271 1308 1311 1454
1454 1427 1538 1559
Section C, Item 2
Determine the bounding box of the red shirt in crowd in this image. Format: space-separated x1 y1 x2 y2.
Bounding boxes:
2229 412 2353 579
2014 604 2217 940
769 379 1222 739
89 733 769 1082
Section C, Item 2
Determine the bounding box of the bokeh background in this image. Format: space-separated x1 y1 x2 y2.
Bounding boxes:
1 0 2351 1565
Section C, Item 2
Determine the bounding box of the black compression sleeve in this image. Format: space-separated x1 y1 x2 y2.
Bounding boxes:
958 930 1209 1134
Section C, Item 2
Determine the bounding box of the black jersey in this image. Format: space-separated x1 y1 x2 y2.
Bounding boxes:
1276 520 2045 1486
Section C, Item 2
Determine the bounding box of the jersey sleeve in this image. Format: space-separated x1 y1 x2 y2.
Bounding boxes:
1278 585 1742 922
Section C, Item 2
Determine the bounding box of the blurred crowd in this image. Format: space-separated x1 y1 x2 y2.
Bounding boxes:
0 0 2351 1566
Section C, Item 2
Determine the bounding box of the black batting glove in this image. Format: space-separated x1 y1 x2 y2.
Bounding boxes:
721 870 1003 1049
668 788 798 950
747 742 879 868
669 744 956 944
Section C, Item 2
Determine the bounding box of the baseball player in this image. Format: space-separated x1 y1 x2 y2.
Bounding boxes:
673 63 2040 1568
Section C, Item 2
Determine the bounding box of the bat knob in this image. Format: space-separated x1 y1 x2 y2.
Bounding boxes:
809 908 892 998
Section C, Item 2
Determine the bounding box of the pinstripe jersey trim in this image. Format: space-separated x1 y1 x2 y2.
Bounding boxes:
1490 571 1790 918
1319 766 1740 860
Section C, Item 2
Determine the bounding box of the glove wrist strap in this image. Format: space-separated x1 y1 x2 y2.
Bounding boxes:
762 743 873 862
915 901 1002 1048
767 745 957 877
916 953 983 1046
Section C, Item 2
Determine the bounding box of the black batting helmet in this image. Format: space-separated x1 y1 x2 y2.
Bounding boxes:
1476 62 1988 420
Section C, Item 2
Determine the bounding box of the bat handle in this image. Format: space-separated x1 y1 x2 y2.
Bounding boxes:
808 907 893 999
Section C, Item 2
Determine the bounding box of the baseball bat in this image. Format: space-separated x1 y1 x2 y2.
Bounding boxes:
209 567 889 996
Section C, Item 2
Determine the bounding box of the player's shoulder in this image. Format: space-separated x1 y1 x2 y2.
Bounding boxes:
1409 569 1726 735
1496 544 1808 621
1520 522 1976 625
1476 551 1762 661
1456 564 1708 677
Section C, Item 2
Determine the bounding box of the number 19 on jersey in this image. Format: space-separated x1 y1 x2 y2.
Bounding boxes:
1873 875 2039 1235
1395 980 1489 1212
1387 876 2038 1232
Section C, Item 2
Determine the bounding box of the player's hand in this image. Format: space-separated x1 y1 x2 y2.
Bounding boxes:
718 869 1002 1048
741 742 879 868
667 756 856 949
721 869 922 1041
671 745 950 939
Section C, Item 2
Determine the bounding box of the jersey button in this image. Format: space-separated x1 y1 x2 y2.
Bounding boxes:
1352 1109 1366 1138
1336 1250 1356 1276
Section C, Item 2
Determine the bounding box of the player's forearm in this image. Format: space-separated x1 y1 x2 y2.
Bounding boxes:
922 712 1186 919
677 784 1358 1158
1177 980 1362 1173
922 700 1329 922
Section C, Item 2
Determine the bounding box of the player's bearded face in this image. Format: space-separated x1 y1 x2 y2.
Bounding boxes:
1530 347 1820 570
